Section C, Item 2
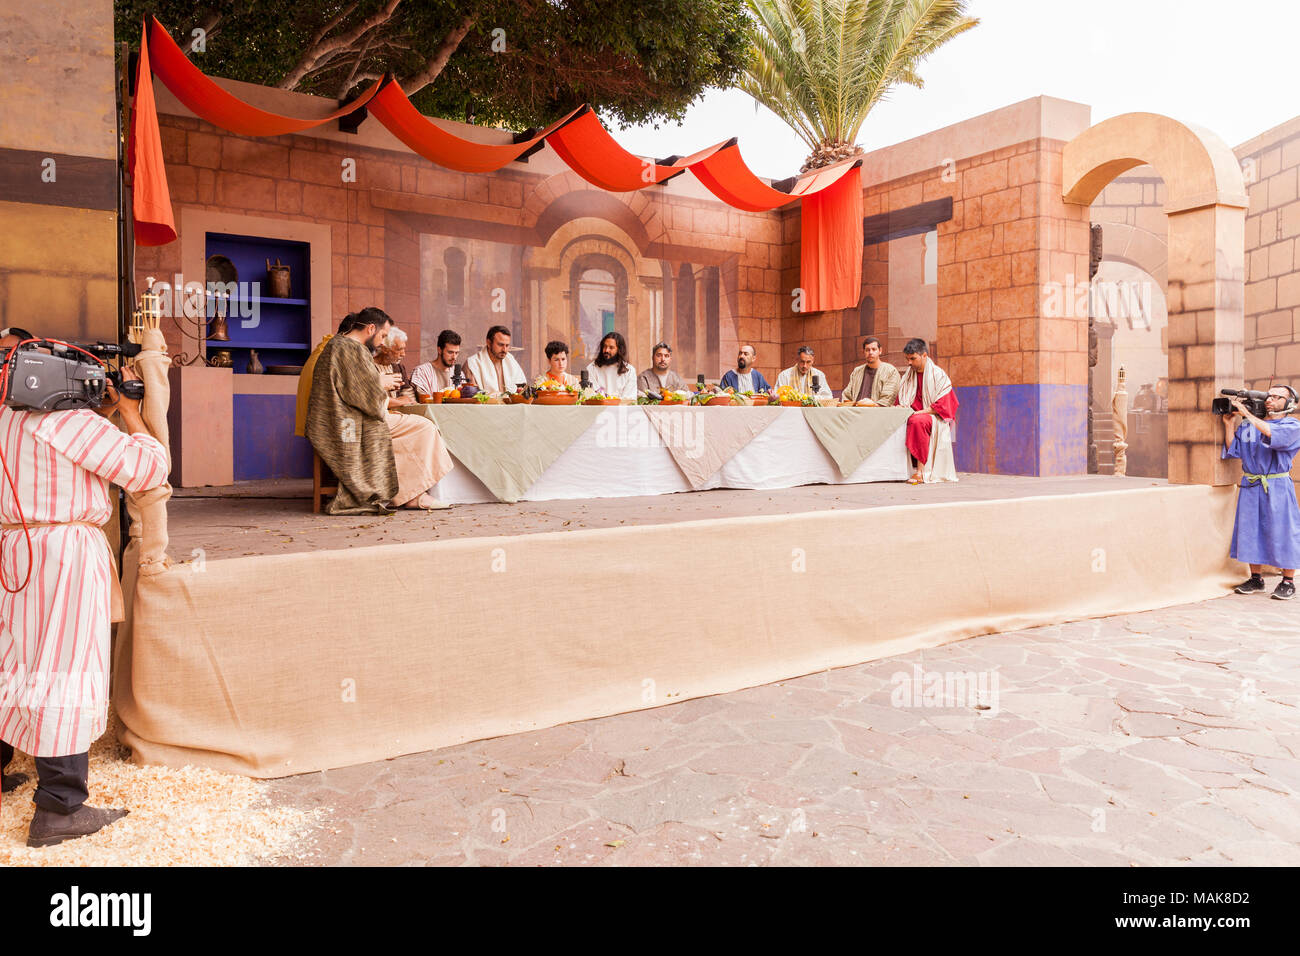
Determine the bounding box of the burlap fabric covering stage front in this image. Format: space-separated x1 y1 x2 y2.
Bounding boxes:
114 483 1241 778
112 325 172 732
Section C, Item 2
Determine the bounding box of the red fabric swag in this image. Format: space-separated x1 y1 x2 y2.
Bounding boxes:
368 82 584 174
546 110 730 192
146 17 378 137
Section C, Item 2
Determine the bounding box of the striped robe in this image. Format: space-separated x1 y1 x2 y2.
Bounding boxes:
0 407 168 757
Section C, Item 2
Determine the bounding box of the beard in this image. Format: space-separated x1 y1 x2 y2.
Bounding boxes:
737 357 750 370
594 352 619 367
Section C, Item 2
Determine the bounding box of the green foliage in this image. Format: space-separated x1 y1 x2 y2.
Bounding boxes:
115 0 749 129
741 0 978 169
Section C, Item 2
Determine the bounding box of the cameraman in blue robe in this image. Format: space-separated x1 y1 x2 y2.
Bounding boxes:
1222 384 1300 599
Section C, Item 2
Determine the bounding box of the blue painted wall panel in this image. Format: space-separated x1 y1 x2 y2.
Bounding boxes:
949 383 1088 477
1038 384 1088 476
233 393 313 480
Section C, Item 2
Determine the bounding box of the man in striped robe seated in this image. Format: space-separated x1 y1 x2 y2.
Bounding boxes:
306 308 453 513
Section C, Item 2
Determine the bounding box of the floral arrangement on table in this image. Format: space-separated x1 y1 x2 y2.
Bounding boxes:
692 387 740 406
532 376 580 393
775 384 818 407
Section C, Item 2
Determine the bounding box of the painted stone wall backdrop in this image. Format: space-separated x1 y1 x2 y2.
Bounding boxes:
1237 116 1300 395
932 137 1089 476
137 112 789 384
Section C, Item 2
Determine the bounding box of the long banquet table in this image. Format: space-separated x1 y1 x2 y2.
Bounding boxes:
400 403 913 504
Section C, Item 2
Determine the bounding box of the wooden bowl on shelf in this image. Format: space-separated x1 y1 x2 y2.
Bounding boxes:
533 391 580 406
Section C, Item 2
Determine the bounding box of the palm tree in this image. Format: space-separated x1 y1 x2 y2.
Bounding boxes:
742 0 978 172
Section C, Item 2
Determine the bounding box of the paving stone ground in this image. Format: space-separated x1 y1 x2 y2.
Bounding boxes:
265 591 1300 866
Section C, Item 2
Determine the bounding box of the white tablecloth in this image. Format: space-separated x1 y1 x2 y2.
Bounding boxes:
433 406 909 504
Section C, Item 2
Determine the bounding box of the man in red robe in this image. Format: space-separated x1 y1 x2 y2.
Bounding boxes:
895 338 959 484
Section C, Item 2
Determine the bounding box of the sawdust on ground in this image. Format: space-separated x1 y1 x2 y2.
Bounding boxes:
1 722 324 866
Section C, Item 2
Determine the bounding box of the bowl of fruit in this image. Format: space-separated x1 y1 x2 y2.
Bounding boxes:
582 392 622 406
444 384 482 404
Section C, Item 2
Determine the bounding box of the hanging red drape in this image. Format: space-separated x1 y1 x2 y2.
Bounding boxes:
367 82 584 174
130 23 176 246
799 165 864 313
145 17 377 137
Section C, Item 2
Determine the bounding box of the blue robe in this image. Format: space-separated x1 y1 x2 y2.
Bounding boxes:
1222 416 1300 568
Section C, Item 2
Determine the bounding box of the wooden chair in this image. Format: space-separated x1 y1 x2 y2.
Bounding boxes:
312 452 339 514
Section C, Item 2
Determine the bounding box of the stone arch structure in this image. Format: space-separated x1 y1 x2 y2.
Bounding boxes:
523 215 661 372
1063 112 1248 485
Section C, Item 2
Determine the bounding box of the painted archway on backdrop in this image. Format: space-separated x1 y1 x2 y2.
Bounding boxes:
1063 112 1248 485
523 213 661 373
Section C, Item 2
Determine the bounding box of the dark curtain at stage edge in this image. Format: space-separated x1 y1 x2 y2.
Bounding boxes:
130 25 176 247
799 166 864 313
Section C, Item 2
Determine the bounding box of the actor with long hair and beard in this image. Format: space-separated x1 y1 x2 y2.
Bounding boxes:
585 331 637 400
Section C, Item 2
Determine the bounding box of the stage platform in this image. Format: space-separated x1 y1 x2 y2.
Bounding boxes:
115 475 1242 778
168 473 1168 559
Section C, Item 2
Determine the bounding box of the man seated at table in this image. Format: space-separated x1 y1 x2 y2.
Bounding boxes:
410 329 464 397
585 331 637 400
374 326 415 405
719 344 771 394
307 307 453 513
536 340 581 387
465 325 528 394
637 341 688 394
776 346 833 399
895 337 959 484
841 336 901 406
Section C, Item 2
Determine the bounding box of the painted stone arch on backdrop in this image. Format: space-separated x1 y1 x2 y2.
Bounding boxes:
1063 111 1248 485
568 251 628 367
524 215 659 376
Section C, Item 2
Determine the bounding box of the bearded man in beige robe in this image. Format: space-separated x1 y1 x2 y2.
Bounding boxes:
306 308 452 513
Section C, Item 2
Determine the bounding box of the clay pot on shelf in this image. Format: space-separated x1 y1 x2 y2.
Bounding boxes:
266 258 292 298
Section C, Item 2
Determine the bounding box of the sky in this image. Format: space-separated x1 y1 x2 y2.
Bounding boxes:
611 0 1298 180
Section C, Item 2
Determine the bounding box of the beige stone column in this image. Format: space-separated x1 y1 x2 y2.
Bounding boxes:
1165 202 1246 484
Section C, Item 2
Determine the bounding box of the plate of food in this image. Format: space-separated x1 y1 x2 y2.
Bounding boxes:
534 390 580 405
582 392 622 406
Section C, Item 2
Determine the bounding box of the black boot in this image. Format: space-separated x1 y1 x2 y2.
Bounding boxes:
27 806 129 848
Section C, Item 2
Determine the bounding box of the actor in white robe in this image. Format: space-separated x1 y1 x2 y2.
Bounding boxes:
776 365 834 399
585 361 638 400
465 348 528 394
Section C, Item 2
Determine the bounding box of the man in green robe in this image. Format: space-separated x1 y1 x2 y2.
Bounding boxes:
306 308 401 514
